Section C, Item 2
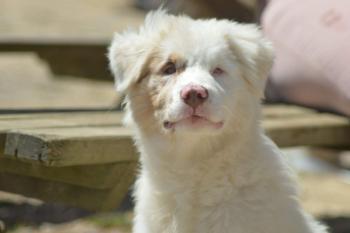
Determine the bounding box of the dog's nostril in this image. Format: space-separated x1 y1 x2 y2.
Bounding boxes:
197 92 206 99
181 85 208 108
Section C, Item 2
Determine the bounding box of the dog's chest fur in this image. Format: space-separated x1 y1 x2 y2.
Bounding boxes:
132 133 316 233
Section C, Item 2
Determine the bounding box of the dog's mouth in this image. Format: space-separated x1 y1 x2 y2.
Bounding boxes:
163 115 224 130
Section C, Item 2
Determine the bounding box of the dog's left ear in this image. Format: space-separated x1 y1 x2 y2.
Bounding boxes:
225 23 274 98
108 32 154 93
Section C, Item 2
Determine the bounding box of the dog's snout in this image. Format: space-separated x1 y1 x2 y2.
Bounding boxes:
180 85 208 108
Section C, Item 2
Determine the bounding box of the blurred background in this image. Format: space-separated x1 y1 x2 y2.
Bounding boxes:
1 0 350 232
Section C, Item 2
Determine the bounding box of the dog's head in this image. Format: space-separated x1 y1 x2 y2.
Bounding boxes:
108 10 273 136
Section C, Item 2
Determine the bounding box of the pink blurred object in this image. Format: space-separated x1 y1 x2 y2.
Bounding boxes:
262 0 350 116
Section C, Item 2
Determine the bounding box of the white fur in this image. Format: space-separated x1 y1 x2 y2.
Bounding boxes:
108 10 328 233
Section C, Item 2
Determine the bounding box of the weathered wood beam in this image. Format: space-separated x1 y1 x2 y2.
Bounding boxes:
0 169 136 211
1 106 349 167
0 111 123 130
0 158 134 190
4 126 136 166
264 113 350 147
0 38 110 80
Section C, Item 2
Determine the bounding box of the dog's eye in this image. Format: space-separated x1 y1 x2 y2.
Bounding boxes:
162 62 177 75
212 67 225 76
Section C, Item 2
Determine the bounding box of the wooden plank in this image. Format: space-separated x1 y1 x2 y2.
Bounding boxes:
0 0 145 80
262 104 315 119
4 126 136 166
0 158 135 190
300 173 350 217
0 38 110 81
0 0 144 40
0 111 124 131
264 113 350 147
0 53 120 109
0 37 109 47
0 104 313 128
0 104 314 123
0 172 134 211
101 162 137 210
1 105 350 167
0 105 321 128
0 134 5 156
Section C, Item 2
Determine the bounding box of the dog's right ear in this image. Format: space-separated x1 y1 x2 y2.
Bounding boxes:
108 9 173 93
108 31 153 93
225 23 274 98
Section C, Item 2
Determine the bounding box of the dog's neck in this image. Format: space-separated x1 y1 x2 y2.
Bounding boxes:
133 113 264 191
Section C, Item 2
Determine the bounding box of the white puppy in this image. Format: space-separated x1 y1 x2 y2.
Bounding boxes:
108 10 328 233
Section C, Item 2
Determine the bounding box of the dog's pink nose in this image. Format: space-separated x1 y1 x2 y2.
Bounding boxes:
180 85 208 108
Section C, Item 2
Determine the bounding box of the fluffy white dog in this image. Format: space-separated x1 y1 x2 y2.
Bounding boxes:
108 10 328 233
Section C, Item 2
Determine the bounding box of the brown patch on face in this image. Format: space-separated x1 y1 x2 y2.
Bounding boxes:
149 81 166 111
147 53 186 115
158 53 186 76
126 50 161 132
127 52 180 134
134 49 160 85
168 53 182 67
132 52 185 117
128 81 159 133
132 27 173 86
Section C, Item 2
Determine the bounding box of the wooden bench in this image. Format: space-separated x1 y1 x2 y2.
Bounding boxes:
0 105 349 211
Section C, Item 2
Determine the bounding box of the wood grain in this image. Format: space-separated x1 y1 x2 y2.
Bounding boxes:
264 112 350 147
0 54 120 110
0 111 123 131
0 171 135 211
4 126 136 166
0 0 145 79
1 105 350 166
0 158 135 189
